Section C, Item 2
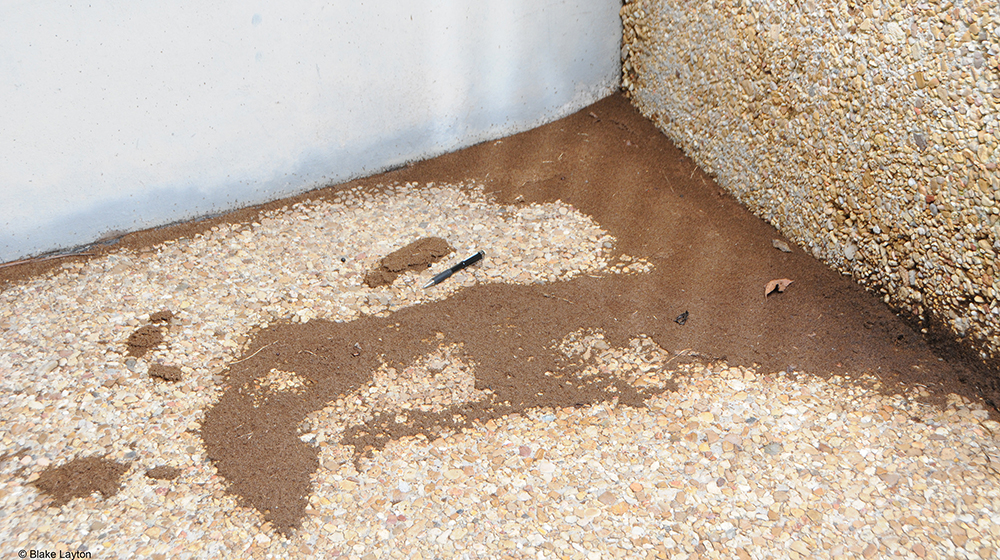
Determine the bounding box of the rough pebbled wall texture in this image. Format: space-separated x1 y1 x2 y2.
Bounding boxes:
622 0 1000 360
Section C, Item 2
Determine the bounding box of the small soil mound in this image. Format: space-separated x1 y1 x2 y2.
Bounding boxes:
145 466 181 480
149 310 174 323
126 325 163 358
125 309 173 357
149 364 182 382
364 237 453 288
33 456 130 507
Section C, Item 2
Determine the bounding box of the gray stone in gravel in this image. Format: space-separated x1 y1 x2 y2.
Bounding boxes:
763 443 783 455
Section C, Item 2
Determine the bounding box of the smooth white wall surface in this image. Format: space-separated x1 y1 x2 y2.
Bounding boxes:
0 1 621 262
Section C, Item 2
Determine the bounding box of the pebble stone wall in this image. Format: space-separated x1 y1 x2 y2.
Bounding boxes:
621 0 1000 360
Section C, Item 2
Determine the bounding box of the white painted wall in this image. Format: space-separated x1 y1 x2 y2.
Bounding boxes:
0 1 622 262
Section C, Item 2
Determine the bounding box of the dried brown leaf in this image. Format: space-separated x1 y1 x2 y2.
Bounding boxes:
765 278 793 297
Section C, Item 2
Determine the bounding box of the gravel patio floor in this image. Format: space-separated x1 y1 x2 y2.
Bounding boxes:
1 94 999 559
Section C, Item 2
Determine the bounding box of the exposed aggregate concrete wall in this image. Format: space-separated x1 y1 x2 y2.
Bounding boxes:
622 0 1000 360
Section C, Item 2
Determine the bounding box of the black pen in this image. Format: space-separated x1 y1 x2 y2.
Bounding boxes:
422 251 485 288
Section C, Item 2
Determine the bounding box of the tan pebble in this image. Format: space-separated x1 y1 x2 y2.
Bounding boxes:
879 473 901 486
597 491 617 506
951 524 968 547
790 541 810 554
